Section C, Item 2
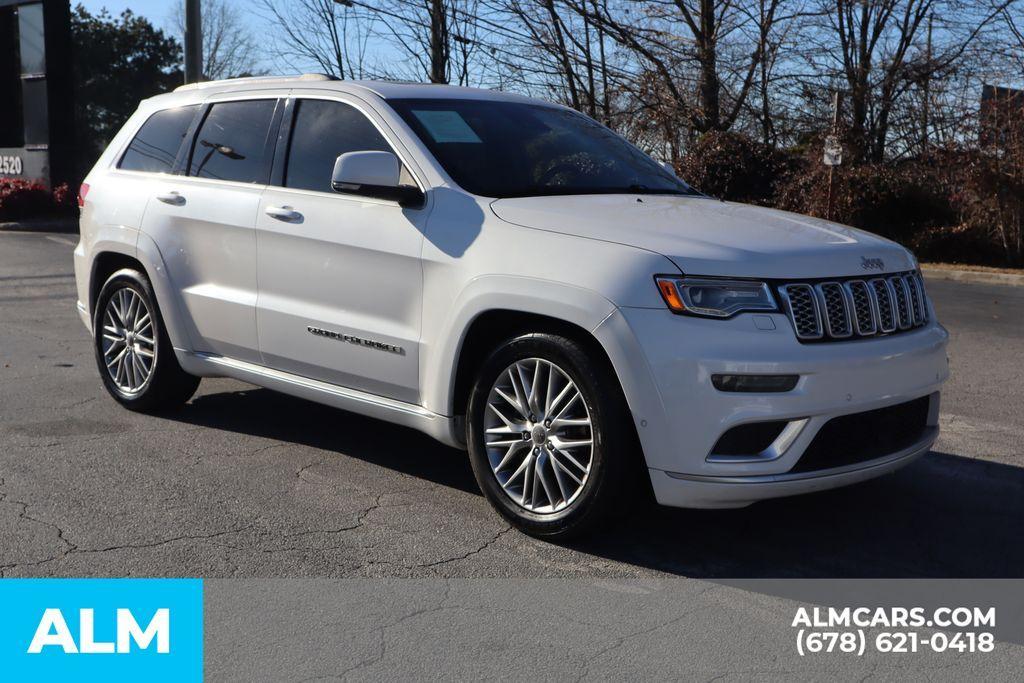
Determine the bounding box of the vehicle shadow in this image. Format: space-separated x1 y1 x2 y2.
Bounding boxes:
174 387 1024 578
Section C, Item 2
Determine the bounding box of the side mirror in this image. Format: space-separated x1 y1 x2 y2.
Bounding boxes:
331 151 424 208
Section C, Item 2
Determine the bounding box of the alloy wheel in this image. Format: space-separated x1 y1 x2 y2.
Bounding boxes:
100 287 156 393
484 358 594 514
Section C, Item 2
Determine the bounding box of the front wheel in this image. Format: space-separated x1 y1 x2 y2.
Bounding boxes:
466 333 635 540
93 268 200 412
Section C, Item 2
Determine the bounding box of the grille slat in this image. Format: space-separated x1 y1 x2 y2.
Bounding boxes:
905 274 925 324
845 280 877 335
781 284 822 339
816 283 852 337
870 278 897 333
890 276 912 329
781 271 928 343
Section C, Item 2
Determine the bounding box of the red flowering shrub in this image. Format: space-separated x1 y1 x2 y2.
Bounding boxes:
51 183 79 214
0 179 80 220
0 178 53 220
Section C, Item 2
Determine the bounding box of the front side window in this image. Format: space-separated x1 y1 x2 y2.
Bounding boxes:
189 99 276 183
284 99 392 193
389 98 696 199
119 105 199 174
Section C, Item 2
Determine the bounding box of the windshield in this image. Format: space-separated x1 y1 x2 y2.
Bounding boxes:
389 98 697 199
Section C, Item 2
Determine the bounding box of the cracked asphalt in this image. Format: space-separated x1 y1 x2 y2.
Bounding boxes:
1 230 1023 579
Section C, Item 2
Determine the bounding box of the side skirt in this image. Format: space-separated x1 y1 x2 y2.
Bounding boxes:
175 350 464 449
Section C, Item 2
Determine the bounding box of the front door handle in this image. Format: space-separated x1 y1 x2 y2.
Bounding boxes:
156 191 185 206
265 205 302 222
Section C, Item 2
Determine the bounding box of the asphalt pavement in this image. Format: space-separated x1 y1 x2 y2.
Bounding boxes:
1 229 1022 579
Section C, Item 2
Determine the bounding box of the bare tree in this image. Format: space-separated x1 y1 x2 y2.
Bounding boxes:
256 0 375 79
170 0 263 79
368 0 486 85
496 0 615 118
808 0 1012 161
578 0 790 137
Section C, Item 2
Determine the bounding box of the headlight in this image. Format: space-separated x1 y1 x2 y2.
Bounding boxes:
655 276 778 318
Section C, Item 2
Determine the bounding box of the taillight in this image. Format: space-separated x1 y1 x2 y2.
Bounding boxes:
78 183 90 208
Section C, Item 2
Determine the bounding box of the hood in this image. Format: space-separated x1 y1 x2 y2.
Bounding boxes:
490 194 915 279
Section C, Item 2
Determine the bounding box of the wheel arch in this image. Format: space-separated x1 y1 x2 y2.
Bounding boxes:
88 235 195 351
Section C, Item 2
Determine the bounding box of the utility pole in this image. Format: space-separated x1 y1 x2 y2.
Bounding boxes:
825 90 842 221
428 0 449 84
184 0 203 84
921 12 933 156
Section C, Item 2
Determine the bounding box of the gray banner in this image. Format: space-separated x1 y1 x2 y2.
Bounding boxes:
205 579 1024 681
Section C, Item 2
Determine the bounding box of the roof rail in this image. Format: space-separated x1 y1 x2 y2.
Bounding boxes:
174 73 338 92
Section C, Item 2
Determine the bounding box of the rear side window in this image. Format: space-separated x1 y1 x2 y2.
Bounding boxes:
189 99 276 183
118 105 199 174
285 99 392 193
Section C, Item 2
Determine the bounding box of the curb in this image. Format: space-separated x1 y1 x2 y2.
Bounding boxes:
0 217 79 234
921 265 1024 287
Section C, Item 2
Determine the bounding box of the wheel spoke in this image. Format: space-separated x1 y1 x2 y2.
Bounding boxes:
535 451 557 508
548 449 571 501
487 402 521 431
551 453 584 486
528 360 542 415
106 346 127 368
493 386 526 419
494 441 526 472
508 367 529 416
553 445 587 473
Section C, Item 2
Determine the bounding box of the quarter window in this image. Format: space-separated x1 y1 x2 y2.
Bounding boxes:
285 99 398 193
189 99 277 183
118 105 199 174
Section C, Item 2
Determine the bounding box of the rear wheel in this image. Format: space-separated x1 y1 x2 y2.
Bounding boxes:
93 268 199 411
466 333 634 540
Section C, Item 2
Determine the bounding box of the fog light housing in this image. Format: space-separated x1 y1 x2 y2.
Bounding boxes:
711 374 799 393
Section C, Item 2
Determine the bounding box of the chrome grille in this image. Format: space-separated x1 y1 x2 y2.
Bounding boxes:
780 271 929 342
781 284 822 339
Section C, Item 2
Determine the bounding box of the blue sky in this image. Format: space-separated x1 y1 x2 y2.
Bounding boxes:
77 0 282 73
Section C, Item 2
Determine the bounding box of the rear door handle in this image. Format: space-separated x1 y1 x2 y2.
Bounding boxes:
156 191 185 206
265 205 302 222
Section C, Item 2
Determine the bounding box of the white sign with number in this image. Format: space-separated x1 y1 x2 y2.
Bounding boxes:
823 135 842 166
0 155 24 175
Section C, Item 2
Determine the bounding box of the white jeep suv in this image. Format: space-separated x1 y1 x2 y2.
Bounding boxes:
74 75 949 539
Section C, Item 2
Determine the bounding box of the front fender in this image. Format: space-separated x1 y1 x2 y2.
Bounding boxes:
422 275 617 418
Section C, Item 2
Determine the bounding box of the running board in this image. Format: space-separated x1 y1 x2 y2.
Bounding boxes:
176 351 462 448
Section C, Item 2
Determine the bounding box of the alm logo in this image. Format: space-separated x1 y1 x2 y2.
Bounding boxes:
28 608 170 654
860 256 885 271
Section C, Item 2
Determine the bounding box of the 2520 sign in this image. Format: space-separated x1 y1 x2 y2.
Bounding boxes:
1 155 24 175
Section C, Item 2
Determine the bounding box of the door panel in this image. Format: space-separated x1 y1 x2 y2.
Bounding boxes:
139 98 279 362
142 179 263 362
255 189 425 403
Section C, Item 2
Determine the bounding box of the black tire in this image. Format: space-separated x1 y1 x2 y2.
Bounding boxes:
466 333 635 540
92 268 200 412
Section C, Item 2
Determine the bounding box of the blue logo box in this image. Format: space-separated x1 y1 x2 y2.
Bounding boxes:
0 578 203 681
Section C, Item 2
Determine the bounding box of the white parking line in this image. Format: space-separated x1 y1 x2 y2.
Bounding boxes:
45 235 76 246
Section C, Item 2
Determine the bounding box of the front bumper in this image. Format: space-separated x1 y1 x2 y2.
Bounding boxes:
593 305 949 509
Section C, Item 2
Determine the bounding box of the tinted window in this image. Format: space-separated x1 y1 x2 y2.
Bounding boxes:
390 98 696 199
285 99 391 192
189 99 276 183
119 105 198 174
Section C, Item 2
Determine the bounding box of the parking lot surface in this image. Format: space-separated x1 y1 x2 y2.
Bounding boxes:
1 230 1022 578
